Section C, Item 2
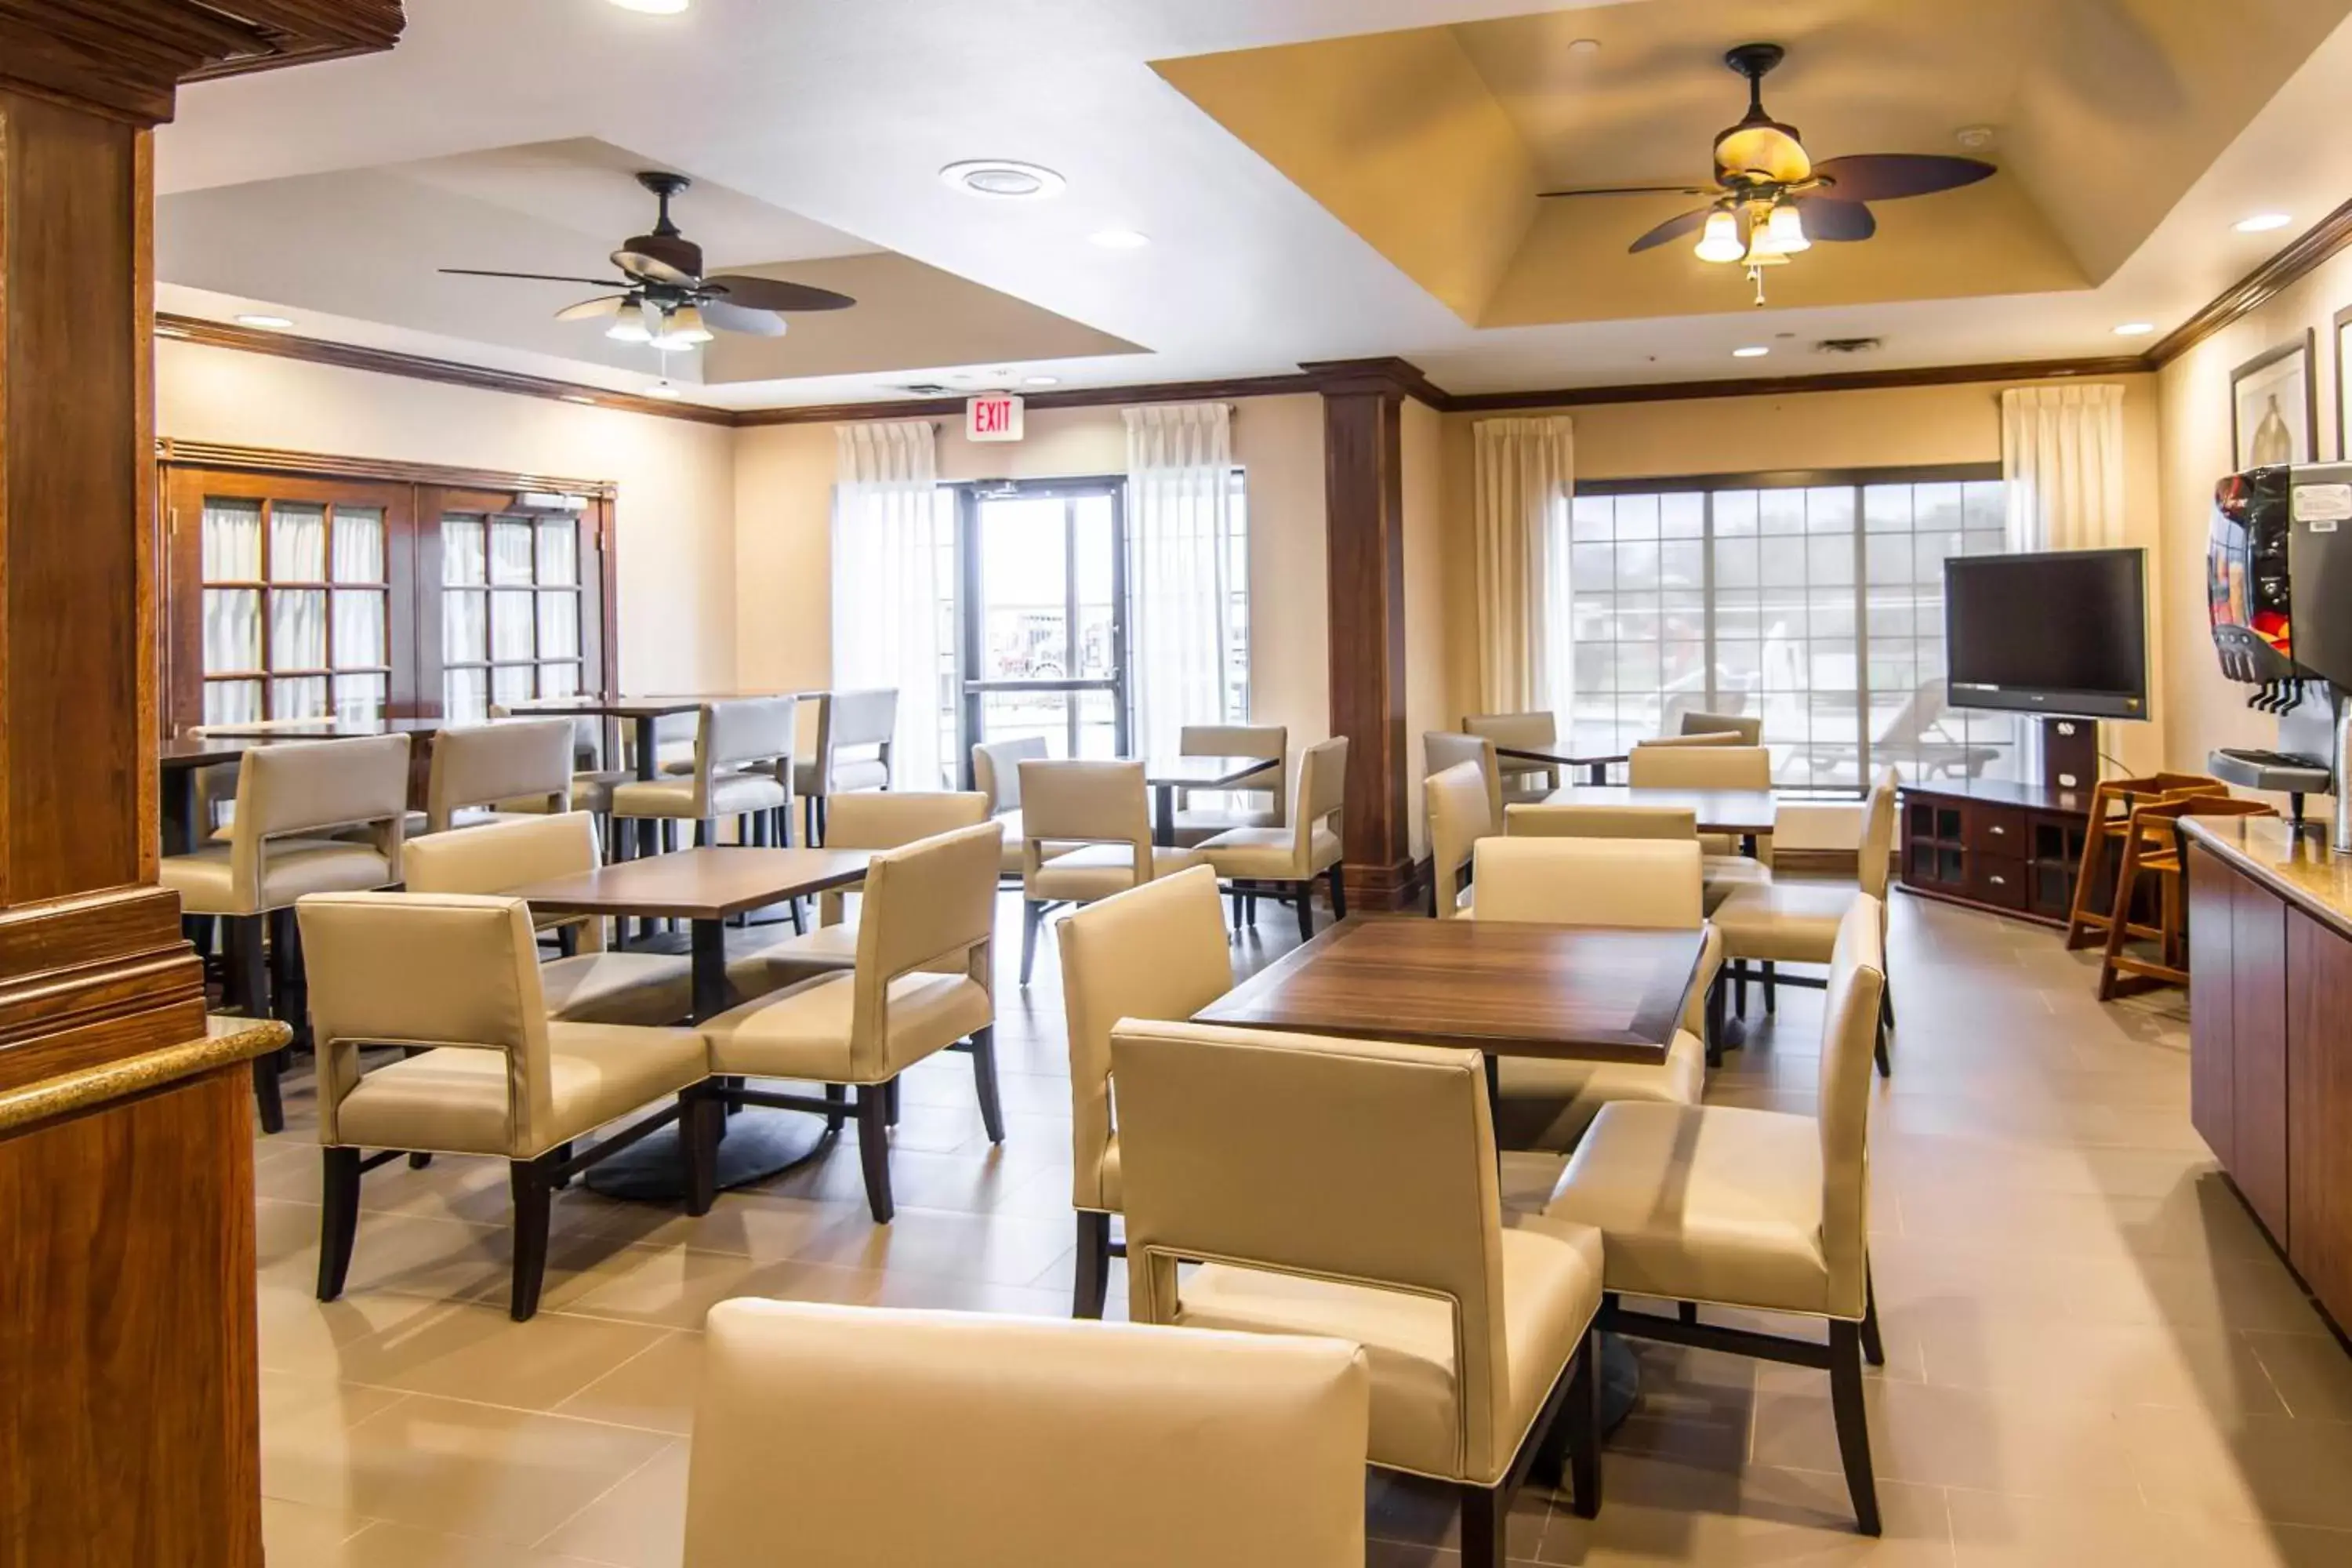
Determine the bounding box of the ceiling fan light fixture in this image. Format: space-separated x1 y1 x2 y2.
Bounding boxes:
1695 209 1745 263
645 380 684 399
1762 203 1810 255
605 316 653 344
653 304 713 349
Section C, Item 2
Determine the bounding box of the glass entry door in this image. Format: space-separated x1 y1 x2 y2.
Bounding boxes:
959 479 1127 767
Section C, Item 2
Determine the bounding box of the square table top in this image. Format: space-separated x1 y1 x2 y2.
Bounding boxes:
1494 743 1628 769
159 735 276 771
1192 916 1704 1065
1143 754 1279 789
511 848 873 922
1537 785 1781 837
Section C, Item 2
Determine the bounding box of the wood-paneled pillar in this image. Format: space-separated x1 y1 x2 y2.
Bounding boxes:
1306 358 1445 910
0 8 403 1566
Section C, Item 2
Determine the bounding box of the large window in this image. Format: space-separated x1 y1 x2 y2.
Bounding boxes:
1569 467 2021 788
438 509 588 724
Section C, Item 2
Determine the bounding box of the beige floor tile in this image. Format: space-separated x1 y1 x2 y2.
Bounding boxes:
1749 1379 2138 1502
1903 1305 2287 1417
551 1332 704 1436
552 1242 878 1329
1364 1470 1555 1560
325 1522 619 1567
2245 1329 2352 1421
2145 1513 2352 1568
784 1203 1079 1287
534 1439 690 1568
329 1300 670 1411
1945 1485 2181 1567
2121 1406 2352 1530
260 1497 374 1562
1537 1459 1953 1566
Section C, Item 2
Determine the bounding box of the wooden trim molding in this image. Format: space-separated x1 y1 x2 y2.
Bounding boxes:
1446 356 2151 413
731 372 1320 427
2151 194 2352 368
0 1 405 126
155 437 620 499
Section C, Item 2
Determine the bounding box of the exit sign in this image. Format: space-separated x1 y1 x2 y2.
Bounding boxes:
967 393 1025 442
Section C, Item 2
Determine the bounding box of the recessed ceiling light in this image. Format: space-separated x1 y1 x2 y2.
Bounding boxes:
1566 38 1602 56
2235 212 2293 234
2113 321 2157 337
1733 346 1771 358
1024 375 1060 387
940 160 1065 200
644 381 682 399
1090 227 1152 249
235 313 293 329
608 0 689 13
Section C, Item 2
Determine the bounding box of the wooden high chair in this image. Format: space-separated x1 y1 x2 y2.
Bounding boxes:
2096 793 2275 999
2063 773 2232 953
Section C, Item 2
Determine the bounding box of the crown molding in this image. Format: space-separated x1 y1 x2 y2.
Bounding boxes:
0 1 404 125
2147 194 2352 367
730 371 1322 427
154 438 619 499
1445 355 2152 413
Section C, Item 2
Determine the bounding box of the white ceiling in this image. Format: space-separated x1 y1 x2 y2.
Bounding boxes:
155 0 2352 408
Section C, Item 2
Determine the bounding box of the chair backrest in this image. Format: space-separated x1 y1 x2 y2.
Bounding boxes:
1679 710 1763 743
297 891 553 1156
702 696 797 775
426 719 574 832
1627 742 1770 790
1112 1018 1513 1479
1057 867 1233 1212
829 688 899 750
1858 768 1899 900
1462 711 1555 752
230 735 411 906
821 791 990 851
851 820 1004 1075
1635 730 1744 750
1424 731 1501 826
402 811 597 895
1289 736 1348 858
972 735 1047 814
1018 759 1151 884
1470 837 1704 929
1815 896 1888 1322
684 1300 1370 1568
1423 760 1493 920
1503 802 1697 840
1181 724 1289 821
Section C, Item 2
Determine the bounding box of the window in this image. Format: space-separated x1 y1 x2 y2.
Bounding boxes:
1568 467 2021 788
438 510 588 723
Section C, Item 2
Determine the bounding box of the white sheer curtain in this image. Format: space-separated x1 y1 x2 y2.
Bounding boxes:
2001 384 2126 551
1124 402 1239 762
1472 416 1576 713
834 419 946 789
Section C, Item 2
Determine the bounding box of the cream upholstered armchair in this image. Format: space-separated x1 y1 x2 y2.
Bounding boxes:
972 735 1047 877
1015 758 1203 985
612 699 793 859
299 891 714 1320
423 718 574 834
698 820 1004 1223
1169 723 1288 847
1425 731 1503 826
1196 736 1348 941
795 688 896 844
1471 837 1719 1145
1464 712 1560 804
1713 768 1899 1073
1504 802 1697 840
1424 759 1494 919
1543 898 1889 1535
160 733 411 1133
1111 1020 1606 1563
1054 866 1234 1319
739 790 991 984
683 1300 1370 1568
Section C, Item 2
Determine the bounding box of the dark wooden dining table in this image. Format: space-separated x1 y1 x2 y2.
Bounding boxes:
1142 754 1276 846
1540 784 1781 845
505 691 815 785
1495 744 1630 787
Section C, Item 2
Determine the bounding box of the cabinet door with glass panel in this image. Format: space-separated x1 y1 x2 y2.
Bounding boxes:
419 488 607 724
165 471 410 729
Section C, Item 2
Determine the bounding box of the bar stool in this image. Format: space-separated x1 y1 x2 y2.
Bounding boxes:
2097 793 2276 999
158 735 412 1132
795 688 896 844
2064 773 2232 953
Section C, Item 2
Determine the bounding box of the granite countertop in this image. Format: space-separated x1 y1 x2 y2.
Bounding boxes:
0 1014 291 1135
2180 815 2352 938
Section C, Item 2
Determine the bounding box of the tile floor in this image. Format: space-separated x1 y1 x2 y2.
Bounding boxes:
249 891 2352 1566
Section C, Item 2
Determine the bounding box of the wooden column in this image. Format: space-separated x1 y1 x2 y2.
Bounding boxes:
0 8 402 1566
1307 359 1445 910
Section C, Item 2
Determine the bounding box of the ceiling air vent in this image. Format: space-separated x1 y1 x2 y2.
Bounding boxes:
1814 337 1883 355
895 383 956 396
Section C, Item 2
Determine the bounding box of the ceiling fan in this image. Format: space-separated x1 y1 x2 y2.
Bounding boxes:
1541 43 1997 305
440 170 855 349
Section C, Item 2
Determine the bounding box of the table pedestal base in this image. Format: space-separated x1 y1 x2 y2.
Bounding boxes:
584 1109 833 1202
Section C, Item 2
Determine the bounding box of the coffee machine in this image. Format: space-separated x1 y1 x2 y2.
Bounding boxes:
2207 463 2352 844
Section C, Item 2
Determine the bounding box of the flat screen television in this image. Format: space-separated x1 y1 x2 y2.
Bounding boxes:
1944 547 2149 720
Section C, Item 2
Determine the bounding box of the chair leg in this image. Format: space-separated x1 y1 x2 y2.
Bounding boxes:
315 1145 361 1301
1875 1020 1893 1079
1293 881 1314 944
1246 894 1258 926
1019 899 1046 986
1327 862 1348 920
968 1025 1006 1143
1073 1210 1112 1320
1762 960 1777 1014
1828 1319 1882 1536
884 1075 902 1127
1566 1327 1602 1519
822 1083 848 1134
855 1085 895 1224
1860 1268 1886 1367
679 1091 719 1217
509 1158 554 1322
251 1054 285 1138
1732 962 1748 1018
1457 1480 1508 1568
693 817 712 848
1229 891 1245 930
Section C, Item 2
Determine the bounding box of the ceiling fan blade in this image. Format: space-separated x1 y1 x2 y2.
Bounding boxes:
1790 195 1876 242
441 267 633 287
1628 205 1717 255
614 233 704 287
702 274 857 312
1539 182 1715 201
1812 154 1994 201
698 297 789 338
554 294 630 321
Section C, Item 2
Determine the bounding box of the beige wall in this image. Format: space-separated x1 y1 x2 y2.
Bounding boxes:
155 339 740 695
1436 375 2169 772
2156 246 2352 775
1400 397 1448 855
731 394 1332 760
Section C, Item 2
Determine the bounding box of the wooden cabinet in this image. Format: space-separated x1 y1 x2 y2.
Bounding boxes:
1899 780 2091 927
2188 848 2237 1166
2288 909 2352 1333
2230 869 2291 1243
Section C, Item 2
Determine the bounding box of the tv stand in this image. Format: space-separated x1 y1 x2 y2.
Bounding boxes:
1898 777 2093 927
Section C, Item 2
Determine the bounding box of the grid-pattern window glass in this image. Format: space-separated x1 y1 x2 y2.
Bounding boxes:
1566 472 2022 787
198 494 389 724
441 510 587 722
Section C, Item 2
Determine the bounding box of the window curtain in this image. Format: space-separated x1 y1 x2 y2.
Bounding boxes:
2001 383 2126 551
1123 402 1239 762
834 419 946 789
1472 416 1576 713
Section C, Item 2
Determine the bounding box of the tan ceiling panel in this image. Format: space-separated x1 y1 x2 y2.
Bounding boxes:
1153 27 1542 323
